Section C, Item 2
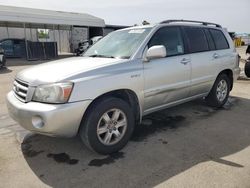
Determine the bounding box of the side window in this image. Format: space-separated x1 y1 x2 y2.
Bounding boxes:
184 27 209 53
148 27 184 56
13 40 21 45
204 29 216 50
1 40 13 46
209 29 229 50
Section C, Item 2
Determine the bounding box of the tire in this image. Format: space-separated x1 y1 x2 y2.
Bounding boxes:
206 74 230 108
245 61 250 78
79 97 135 155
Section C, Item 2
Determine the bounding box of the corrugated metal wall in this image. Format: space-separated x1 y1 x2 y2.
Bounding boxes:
0 27 38 41
71 27 89 51
0 26 115 54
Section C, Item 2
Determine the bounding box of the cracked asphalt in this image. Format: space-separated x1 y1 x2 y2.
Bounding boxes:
0 47 250 188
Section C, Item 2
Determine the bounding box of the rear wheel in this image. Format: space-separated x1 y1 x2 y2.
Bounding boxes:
206 74 230 108
79 97 135 154
245 61 250 78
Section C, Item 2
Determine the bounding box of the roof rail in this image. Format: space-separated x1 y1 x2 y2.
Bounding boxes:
160 19 222 28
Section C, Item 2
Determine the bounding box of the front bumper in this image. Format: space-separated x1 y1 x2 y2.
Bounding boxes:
6 91 91 137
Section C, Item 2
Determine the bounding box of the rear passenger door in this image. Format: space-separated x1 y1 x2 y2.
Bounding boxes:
209 29 232 70
183 26 218 97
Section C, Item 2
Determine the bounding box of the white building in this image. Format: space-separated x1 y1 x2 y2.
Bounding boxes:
0 5 105 54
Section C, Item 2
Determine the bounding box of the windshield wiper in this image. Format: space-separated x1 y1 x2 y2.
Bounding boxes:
88 54 115 58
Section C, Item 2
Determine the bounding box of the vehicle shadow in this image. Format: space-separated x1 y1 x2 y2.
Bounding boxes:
21 96 250 188
0 67 12 74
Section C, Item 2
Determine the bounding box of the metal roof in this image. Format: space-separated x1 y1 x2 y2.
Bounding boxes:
0 5 105 28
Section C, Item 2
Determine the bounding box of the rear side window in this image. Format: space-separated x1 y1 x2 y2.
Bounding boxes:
184 27 209 53
209 29 229 50
204 29 216 50
148 27 184 56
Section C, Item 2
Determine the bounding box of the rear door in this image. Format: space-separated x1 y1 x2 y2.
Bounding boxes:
209 29 233 70
143 26 191 111
183 26 217 97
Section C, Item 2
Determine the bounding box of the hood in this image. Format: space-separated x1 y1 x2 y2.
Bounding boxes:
16 57 126 86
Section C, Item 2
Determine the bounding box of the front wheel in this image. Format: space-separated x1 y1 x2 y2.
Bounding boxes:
79 97 135 154
206 74 230 108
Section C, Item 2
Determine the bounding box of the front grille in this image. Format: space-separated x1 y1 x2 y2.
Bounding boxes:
13 79 29 102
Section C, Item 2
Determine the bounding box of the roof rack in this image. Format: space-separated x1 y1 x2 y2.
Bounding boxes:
160 19 222 28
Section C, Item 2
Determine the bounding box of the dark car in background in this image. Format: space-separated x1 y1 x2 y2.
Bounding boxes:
0 38 58 60
0 38 26 58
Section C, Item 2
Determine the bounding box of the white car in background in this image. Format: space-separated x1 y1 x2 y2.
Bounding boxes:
89 36 103 45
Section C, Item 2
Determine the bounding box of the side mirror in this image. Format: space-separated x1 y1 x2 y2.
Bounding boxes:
146 45 167 61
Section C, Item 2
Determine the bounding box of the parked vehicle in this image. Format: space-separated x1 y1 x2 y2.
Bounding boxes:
0 38 26 58
245 45 250 77
75 40 89 56
0 47 6 68
7 20 240 154
245 57 250 77
89 36 103 46
75 37 103 56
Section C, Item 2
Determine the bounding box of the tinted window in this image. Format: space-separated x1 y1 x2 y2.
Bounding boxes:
0 40 13 56
184 27 209 53
1 40 12 46
13 40 21 45
149 27 184 56
209 29 229 50
204 29 216 50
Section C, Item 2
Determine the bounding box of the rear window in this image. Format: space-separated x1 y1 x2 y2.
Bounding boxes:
209 29 229 50
204 29 216 51
184 27 209 53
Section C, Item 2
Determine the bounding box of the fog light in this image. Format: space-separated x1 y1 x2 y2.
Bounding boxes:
32 116 44 129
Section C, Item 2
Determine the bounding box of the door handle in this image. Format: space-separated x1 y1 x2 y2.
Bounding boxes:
213 53 219 59
180 58 190 65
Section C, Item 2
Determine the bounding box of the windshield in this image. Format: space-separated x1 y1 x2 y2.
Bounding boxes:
84 28 152 59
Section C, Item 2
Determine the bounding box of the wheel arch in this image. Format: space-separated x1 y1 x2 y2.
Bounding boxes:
217 69 234 91
78 89 142 134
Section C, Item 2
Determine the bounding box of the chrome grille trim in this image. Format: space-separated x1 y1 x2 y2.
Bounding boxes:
13 81 28 91
13 79 29 102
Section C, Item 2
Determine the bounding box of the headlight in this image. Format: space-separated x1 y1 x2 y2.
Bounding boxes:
32 82 73 104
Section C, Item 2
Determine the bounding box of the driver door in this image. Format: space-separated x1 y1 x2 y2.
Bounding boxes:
143 26 191 112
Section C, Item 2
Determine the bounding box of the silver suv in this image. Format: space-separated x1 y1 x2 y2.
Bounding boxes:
7 20 240 154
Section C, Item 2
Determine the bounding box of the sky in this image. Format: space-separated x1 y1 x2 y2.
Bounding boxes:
0 0 249 33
